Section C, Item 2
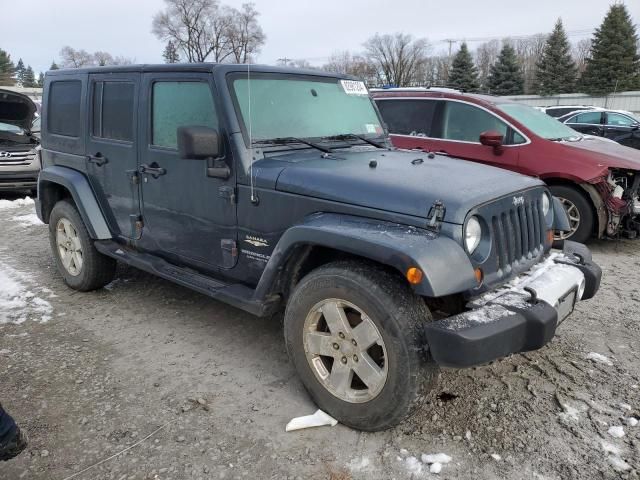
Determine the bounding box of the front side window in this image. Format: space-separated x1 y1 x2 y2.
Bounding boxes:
231 75 383 141
92 81 135 141
48 80 81 137
606 113 636 127
375 99 437 136
152 81 217 149
497 103 582 141
439 101 509 143
573 112 603 125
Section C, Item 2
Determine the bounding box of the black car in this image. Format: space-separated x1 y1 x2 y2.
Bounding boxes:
35 64 600 430
560 109 640 150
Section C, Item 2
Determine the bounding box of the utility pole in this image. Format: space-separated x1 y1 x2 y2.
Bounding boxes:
277 57 292 66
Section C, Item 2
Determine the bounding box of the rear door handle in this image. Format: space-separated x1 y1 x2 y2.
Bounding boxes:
139 163 167 178
88 153 108 166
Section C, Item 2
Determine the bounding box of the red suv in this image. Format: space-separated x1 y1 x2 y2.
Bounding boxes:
372 88 640 243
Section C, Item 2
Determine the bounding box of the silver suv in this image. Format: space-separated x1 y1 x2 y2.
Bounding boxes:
0 89 40 193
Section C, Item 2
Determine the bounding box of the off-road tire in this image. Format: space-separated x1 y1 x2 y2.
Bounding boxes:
48 199 116 291
549 185 594 244
284 261 439 431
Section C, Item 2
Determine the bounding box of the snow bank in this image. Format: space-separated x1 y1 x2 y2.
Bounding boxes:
0 260 52 324
11 213 43 227
0 196 34 210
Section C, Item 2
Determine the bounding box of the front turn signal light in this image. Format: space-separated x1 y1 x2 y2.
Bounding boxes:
546 230 554 245
406 267 423 285
474 268 484 285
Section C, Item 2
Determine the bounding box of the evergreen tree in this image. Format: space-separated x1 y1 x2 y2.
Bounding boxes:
0 48 16 86
49 61 59 70
22 66 36 88
163 41 180 64
535 19 577 95
487 44 524 95
448 42 480 92
37 72 45 88
15 58 25 86
580 4 640 94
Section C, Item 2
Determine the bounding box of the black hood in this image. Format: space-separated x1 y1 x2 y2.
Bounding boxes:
253 148 544 224
0 88 37 131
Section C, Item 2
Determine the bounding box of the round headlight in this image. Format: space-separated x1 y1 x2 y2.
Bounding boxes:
542 192 551 216
465 216 482 254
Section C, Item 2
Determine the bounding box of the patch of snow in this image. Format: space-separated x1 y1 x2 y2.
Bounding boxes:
491 454 502 461
601 441 621 456
608 426 625 438
347 457 371 472
421 453 452 464
11 213 42 227
0 259 52 324
586 352 613 366
405 456 423 475
626 417 638 427
608 455 631 472
619 403 632 411
559 402 581 421
285 409 337 432
0 196 34 210
0 349 10 355
430 462 442 474
465 430 472 441
399 448 409 457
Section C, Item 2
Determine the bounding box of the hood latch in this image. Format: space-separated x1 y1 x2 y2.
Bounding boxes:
427 200 446 232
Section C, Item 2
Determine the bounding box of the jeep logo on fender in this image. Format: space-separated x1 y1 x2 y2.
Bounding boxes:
513 196 525 207
0 152 12 158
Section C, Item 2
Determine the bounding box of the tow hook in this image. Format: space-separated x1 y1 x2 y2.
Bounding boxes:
524 286 538 304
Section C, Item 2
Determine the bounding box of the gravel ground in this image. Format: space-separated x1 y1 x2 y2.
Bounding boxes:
0 194 638 480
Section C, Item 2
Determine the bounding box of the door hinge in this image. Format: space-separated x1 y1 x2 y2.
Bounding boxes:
130 215 144 239
221 239 238 268
218 186 236 204
127 170 140 185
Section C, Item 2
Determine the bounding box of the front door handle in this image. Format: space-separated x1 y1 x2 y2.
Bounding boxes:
140 163 167 178
88 153 108 166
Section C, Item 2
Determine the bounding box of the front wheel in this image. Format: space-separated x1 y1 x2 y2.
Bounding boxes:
549 185 594 244
48 199 116 291
284 261 439 431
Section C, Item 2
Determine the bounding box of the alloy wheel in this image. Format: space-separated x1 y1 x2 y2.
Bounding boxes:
555 196 581 241
56 218 83 276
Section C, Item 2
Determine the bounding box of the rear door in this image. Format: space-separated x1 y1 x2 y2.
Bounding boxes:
564 111 604 136
604 112 640 149
86 73 141 239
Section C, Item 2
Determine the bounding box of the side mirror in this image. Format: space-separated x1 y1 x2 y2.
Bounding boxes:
177 126 220 160
479 130 504 154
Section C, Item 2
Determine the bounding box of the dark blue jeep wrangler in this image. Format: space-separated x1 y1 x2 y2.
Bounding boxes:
36 64 601 431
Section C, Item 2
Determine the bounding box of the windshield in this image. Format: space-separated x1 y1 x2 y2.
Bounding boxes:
0 121 24 134
231 74 384 142
497 103 582 141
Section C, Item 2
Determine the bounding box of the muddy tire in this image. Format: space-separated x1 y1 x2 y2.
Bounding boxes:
549 185 594 244
48 199 116 291
284 261 439 431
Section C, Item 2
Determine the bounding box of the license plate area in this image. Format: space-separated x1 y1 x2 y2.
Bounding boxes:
556 288 577 324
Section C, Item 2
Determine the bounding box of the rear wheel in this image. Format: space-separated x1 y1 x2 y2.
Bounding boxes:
284 261 439 431
48 200 116 291
549 185 594 244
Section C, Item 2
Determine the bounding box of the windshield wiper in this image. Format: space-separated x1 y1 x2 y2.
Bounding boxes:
253 137 332 154
322 133 387 149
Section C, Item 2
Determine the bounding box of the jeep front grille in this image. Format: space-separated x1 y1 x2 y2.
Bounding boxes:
492 198 545 271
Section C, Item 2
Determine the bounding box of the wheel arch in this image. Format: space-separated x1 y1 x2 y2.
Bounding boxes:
37 166 112 240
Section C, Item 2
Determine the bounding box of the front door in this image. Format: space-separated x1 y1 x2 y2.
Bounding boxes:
604 112 640 150
86 73 141 238
564 111 605 137
137 73 237 270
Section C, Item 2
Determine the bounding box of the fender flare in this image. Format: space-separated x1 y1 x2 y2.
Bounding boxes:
37 165 111 239
253 212 478 300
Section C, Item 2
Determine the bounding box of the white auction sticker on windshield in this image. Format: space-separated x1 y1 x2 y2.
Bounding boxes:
340 80 368 95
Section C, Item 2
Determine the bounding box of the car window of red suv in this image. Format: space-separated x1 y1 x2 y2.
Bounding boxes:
435 100 525 145
376 99 438 136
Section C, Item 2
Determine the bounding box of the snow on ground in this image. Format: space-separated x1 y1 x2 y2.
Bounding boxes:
12 212 43 227
0 196 34 210
0 259 52 324
394 449 453 476
608 426 625 438
586 352 613 366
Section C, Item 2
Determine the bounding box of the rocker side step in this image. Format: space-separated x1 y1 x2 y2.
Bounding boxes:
94 240 279 317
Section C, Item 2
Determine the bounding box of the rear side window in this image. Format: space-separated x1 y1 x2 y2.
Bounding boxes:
573 112 602 124
376 99 436 136
152 82 217 149
439 101 508 143
48 80 81 137
92 81 135 141
606 113 636 126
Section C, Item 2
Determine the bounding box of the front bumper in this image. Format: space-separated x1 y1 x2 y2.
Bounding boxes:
425 241 601 368
0 172 38 191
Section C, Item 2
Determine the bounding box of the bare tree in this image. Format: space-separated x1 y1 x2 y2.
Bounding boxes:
93 51 114 66
514 33 547 93
475 39 501 91
573 38 592 73
227 3 266 63
59 46 94 68
363 33 430 86
322 51 379 85
152 0 231 62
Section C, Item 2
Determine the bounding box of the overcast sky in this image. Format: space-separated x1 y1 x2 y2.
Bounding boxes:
3 0 639 74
